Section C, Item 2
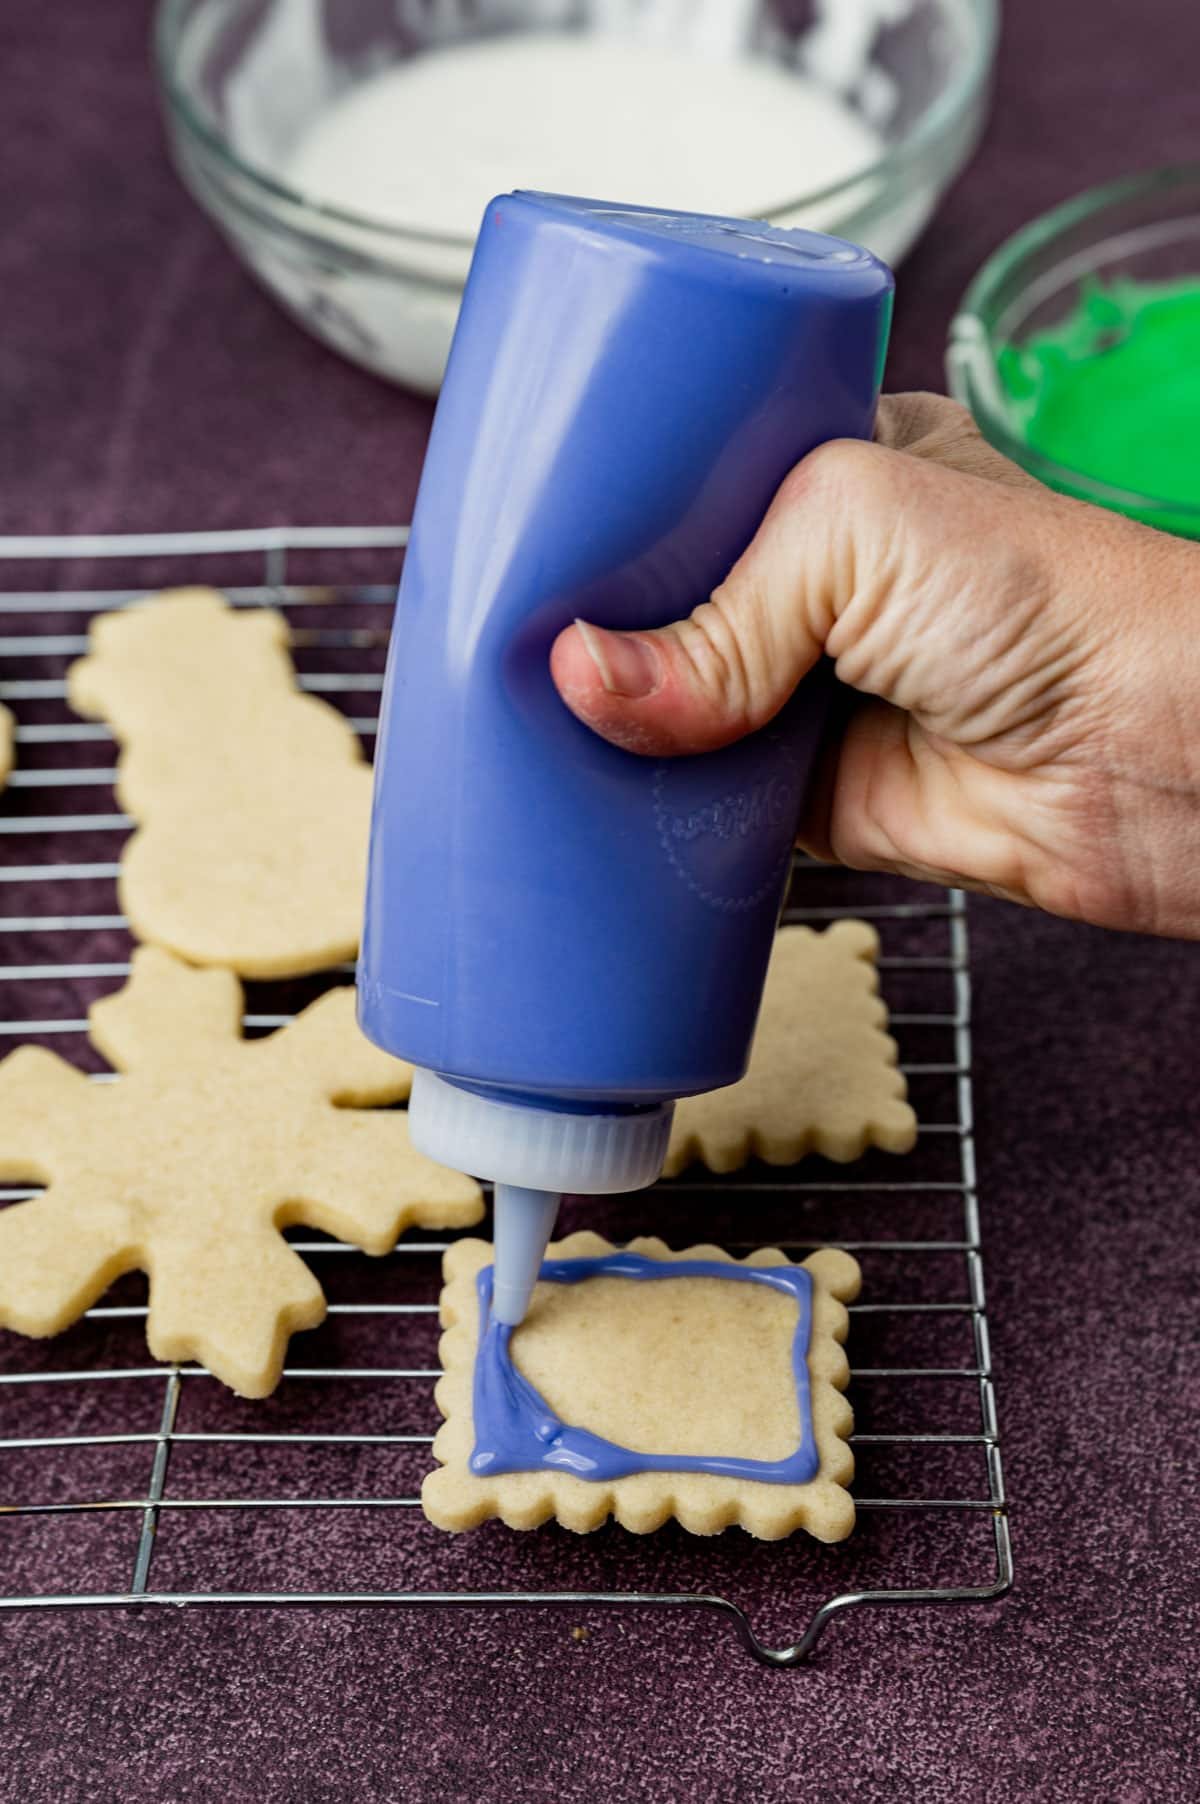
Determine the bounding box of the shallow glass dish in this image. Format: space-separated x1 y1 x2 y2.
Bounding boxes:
948 163 1200 538
155 0 997 393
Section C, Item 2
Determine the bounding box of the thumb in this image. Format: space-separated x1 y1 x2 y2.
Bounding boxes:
550 457 837 757
551 393 1049 759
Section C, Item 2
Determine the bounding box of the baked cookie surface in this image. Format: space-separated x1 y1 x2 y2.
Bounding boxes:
424 1231 861 1542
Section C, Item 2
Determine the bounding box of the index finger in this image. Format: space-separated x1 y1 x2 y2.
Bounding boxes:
875 392 1043 492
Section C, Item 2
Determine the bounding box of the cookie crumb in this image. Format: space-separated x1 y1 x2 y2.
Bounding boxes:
570 1626 590 1644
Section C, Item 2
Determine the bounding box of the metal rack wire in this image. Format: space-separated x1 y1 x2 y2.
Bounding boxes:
0 527 1010 1667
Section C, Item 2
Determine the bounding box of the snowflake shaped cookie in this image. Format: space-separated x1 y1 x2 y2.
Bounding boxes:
0 948 483 1395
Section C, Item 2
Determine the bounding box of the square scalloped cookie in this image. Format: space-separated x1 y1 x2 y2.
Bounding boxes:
664 919 917 1175
423 1231 861 1542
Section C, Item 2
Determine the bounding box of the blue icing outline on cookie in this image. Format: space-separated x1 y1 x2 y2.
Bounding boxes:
469 1250 818 1484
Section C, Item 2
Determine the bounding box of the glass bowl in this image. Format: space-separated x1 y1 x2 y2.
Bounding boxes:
948 163 1200 538
156 0 997 394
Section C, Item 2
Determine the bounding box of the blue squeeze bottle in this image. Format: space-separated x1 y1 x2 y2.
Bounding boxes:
359 193 893 1325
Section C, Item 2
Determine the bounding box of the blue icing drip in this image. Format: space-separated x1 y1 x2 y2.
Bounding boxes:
469 1250 819 1485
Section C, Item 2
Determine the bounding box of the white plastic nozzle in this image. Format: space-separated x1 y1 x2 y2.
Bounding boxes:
406 1069 675 1327
491 1185 561 1325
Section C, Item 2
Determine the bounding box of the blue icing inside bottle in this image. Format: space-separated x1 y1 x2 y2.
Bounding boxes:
357 191 894 1322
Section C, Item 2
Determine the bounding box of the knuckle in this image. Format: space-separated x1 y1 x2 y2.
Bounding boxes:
672 593 765 733
933 401 990 458
937 396 978 437
876 391 975 452
786 437 894 513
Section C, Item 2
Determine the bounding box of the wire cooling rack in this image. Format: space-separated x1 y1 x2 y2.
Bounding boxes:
0 527 1010 1667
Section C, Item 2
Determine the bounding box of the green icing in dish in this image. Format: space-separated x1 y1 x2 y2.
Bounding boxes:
998 275 1200 536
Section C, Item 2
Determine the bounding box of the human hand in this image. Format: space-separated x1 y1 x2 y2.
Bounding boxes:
550 393 1200 938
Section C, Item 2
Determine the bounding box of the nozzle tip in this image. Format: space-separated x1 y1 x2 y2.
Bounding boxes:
491 1183 561 1328
490 1275 539 1327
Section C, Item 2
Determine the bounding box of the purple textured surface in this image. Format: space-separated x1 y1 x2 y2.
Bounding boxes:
2 2 1199 1799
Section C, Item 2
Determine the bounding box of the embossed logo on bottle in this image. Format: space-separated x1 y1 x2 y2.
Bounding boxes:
652 731 804 914
666 773 796 846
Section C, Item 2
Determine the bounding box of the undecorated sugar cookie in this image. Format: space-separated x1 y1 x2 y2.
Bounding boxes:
0 947 483 1396
664 920 917 1174
0 701 12 789
424 1231 861 1543
67 589 374 977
